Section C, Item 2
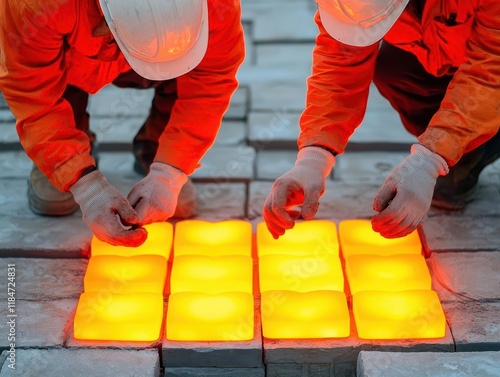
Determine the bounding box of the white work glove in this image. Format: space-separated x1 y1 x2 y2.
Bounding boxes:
127 162 188 224
70 170 148 246
372 144 449 238
263 146 335 239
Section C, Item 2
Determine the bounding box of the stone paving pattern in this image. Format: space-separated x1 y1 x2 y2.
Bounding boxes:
0 0 499 376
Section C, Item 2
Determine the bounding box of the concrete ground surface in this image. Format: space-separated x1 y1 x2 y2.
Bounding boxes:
0 0 499 376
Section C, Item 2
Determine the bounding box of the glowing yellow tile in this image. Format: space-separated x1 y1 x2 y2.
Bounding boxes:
345 254 431 295
257 221 339 257
353 290 446 339
174 220 252 257
91 222 173 258
170 255 253 294
166 292 254 341
261 290 350 339
339 220 422 257
74 292 164 341
259 255 344 293
84 255 168 294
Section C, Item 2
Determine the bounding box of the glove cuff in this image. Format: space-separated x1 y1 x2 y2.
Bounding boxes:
150 162 188 189
69 170 109 204
296 146 336 178
411 144 449 176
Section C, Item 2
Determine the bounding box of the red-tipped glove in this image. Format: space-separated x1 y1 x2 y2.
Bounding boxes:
372 144 449 238
263 146 335 239
70 170 147 246
127 162 188 224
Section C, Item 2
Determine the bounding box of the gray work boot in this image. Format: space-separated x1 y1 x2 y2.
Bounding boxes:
28 165 79 216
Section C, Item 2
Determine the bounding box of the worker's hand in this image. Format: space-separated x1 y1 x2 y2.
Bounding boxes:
263 146 335 239
127 162 188 224
70 170 148 247
372 144 449 238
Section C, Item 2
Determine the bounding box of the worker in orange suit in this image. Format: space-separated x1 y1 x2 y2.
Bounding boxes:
0 0 245 246
264 0 500 239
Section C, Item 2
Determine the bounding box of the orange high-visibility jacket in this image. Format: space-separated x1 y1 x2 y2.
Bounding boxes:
299 0 500 166
0 0 245 191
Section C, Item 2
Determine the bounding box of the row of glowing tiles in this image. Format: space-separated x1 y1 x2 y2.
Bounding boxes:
74 219 446 342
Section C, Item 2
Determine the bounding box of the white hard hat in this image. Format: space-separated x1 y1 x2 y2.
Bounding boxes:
315 0 409 47
99 0 209 80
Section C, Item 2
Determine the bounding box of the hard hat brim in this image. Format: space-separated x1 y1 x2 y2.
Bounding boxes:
112 0 209 81
318 0 409 47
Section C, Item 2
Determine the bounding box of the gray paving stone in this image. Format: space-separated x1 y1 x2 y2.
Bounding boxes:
88 85 247 121
0 93 7 108
91 117 143 144
266 363 335 377
164 367 265 377
0 216 91 258
443 301 500 352
0 348 160 377
225 87 249 120
334 362 356 377
247 181 378 220
251 3 317 42
422 216 500 252
254 44 314 68
428 252 500 301
89 86 154 119
250 83 307 112
348 110 414 149
214 121 247 146
356 350 500 377
238 65 311 87
247 182 272 219
0 299 77 349
334 152 406 185
0 121 16 144
264 336 370 365
0 152 32 178
0 258 87 300
0 178 42 217
314 181 379 220
163 300 263 368
256 151 296 181
0 109 14 123
192 146 255 182
194 183 247 220
248 111 300 149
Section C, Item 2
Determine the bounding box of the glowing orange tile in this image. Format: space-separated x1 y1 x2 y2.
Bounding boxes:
353 290 446 339
261 290 350 339
170 255 253 294
339 220 422 258
174 220 252 257
345 254 431 295
259 254 344 293
74 292 164 341
166 292 254 341
84 255 168 294
91 222 173 258
257 221 339 257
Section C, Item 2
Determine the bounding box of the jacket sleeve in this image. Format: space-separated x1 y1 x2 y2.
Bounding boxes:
419 0 500 166
154 0 245 174
0 0 95 192
298 11 379 155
